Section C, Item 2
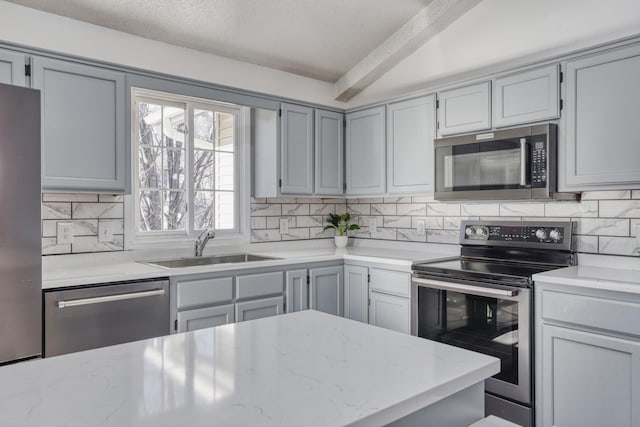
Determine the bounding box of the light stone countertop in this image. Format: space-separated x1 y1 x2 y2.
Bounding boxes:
0 310 499 427
42 239 459 289
532 253 640 295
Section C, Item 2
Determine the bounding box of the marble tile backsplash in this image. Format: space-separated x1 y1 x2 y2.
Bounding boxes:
41 194 124 255
250 190 640 257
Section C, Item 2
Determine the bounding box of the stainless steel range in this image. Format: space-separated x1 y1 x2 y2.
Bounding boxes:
411 220 576 427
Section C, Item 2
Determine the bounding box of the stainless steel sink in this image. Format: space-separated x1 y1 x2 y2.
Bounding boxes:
142 253 279 268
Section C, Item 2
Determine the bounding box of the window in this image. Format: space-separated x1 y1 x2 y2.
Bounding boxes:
129 89 247 246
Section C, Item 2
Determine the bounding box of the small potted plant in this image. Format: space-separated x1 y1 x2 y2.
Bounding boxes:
324 213 361 248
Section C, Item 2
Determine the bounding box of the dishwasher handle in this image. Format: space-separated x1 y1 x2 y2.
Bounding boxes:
57 289 166 309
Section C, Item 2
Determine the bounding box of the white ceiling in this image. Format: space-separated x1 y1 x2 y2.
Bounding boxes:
5 0 433 82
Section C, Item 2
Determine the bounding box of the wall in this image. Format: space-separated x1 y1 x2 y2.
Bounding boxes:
249 190 640 257
0 1 344 109
42 194 124 255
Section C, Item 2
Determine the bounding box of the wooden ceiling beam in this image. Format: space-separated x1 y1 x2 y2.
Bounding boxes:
334 0 482 102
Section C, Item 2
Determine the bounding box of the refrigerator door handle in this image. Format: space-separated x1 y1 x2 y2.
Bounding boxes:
57 289 166 308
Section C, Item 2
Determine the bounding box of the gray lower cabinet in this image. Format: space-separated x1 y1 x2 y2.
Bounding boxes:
540 324 639 427
386 95 436 195
344 265 368 323
309 266 344 316
236 296 284 322
177 304 235 333
345 106 386 196
561 43 640 190
437 81 491 136
315 109 344 195
493 64 559 128
0 48 26 86
285 269 309 313
536 282 640 427
280 102 314 195
368 267 411 334
31 56 126 192
369 292 410 334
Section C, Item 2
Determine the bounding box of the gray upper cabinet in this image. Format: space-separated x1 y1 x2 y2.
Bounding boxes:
493 64 559 128
386 95 436 195
437 81 491 136
0 49 26 86
344 265 368 323
309 266 344 316
31 57 126 192
314 109 344 195
346 106 386 196
561 43 640 190
280 102 313 195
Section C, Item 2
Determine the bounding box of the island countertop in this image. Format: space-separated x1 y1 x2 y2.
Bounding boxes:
0 311 499 427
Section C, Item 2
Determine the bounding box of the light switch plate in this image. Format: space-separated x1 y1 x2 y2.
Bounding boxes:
279 218 289 235
99 221 114 243
416 220 426 234
57 222 73 244
368 217 377 233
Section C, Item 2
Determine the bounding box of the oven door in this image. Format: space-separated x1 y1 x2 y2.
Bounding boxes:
411 275 531 405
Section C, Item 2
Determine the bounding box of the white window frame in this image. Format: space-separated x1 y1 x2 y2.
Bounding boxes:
125 88 250 250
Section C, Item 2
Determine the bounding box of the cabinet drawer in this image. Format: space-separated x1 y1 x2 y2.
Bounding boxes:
542 289 640 337
236 271 284 300
176 277 233 309
369 268 410 297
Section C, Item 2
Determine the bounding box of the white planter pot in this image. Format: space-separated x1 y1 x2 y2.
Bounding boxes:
334 235 348 248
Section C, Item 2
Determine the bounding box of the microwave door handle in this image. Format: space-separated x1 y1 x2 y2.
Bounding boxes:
412 277 518 298
520 138 527 187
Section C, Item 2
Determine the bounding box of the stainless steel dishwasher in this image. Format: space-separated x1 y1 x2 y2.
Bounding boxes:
44 279 170 357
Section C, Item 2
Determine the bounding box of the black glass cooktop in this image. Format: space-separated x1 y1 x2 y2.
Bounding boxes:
412 257 562 286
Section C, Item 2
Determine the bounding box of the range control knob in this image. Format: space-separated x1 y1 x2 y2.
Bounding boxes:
549 228 562 242
476 226 488 239
535 228 548 241
465 226 475 237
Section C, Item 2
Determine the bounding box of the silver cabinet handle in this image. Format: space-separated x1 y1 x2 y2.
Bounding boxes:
57 289 165 308
520 138 527 187
412 277 517 298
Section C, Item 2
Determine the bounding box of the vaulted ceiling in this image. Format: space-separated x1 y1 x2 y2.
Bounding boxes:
4 0 480 100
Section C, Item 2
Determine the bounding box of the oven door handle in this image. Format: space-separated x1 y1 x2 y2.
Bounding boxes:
412 277 518 298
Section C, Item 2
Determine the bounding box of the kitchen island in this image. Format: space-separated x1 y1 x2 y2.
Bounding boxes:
0 310 498 427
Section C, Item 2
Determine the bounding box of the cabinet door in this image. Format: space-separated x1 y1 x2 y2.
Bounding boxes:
562 44 640 190
235 296 284 322
177 304 235 333
344 265 368 323
386 95 436 194
345 106 386 195
369 292 410 334
309 266 344 316
280 102 313 194
31 57 126 192
315 109 344 195
438 81 491 136
540 324 640 427
286 269 308 313
0 49 26 86
493 64 559 128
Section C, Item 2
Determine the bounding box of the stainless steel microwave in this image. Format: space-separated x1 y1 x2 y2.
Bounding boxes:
434 124 568 201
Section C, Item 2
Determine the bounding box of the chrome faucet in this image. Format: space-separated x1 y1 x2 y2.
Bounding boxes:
195 229 215 257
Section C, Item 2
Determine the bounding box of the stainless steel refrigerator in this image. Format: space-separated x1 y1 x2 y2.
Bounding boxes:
0 82 42 364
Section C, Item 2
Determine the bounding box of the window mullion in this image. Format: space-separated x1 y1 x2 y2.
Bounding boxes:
187 104 195 237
